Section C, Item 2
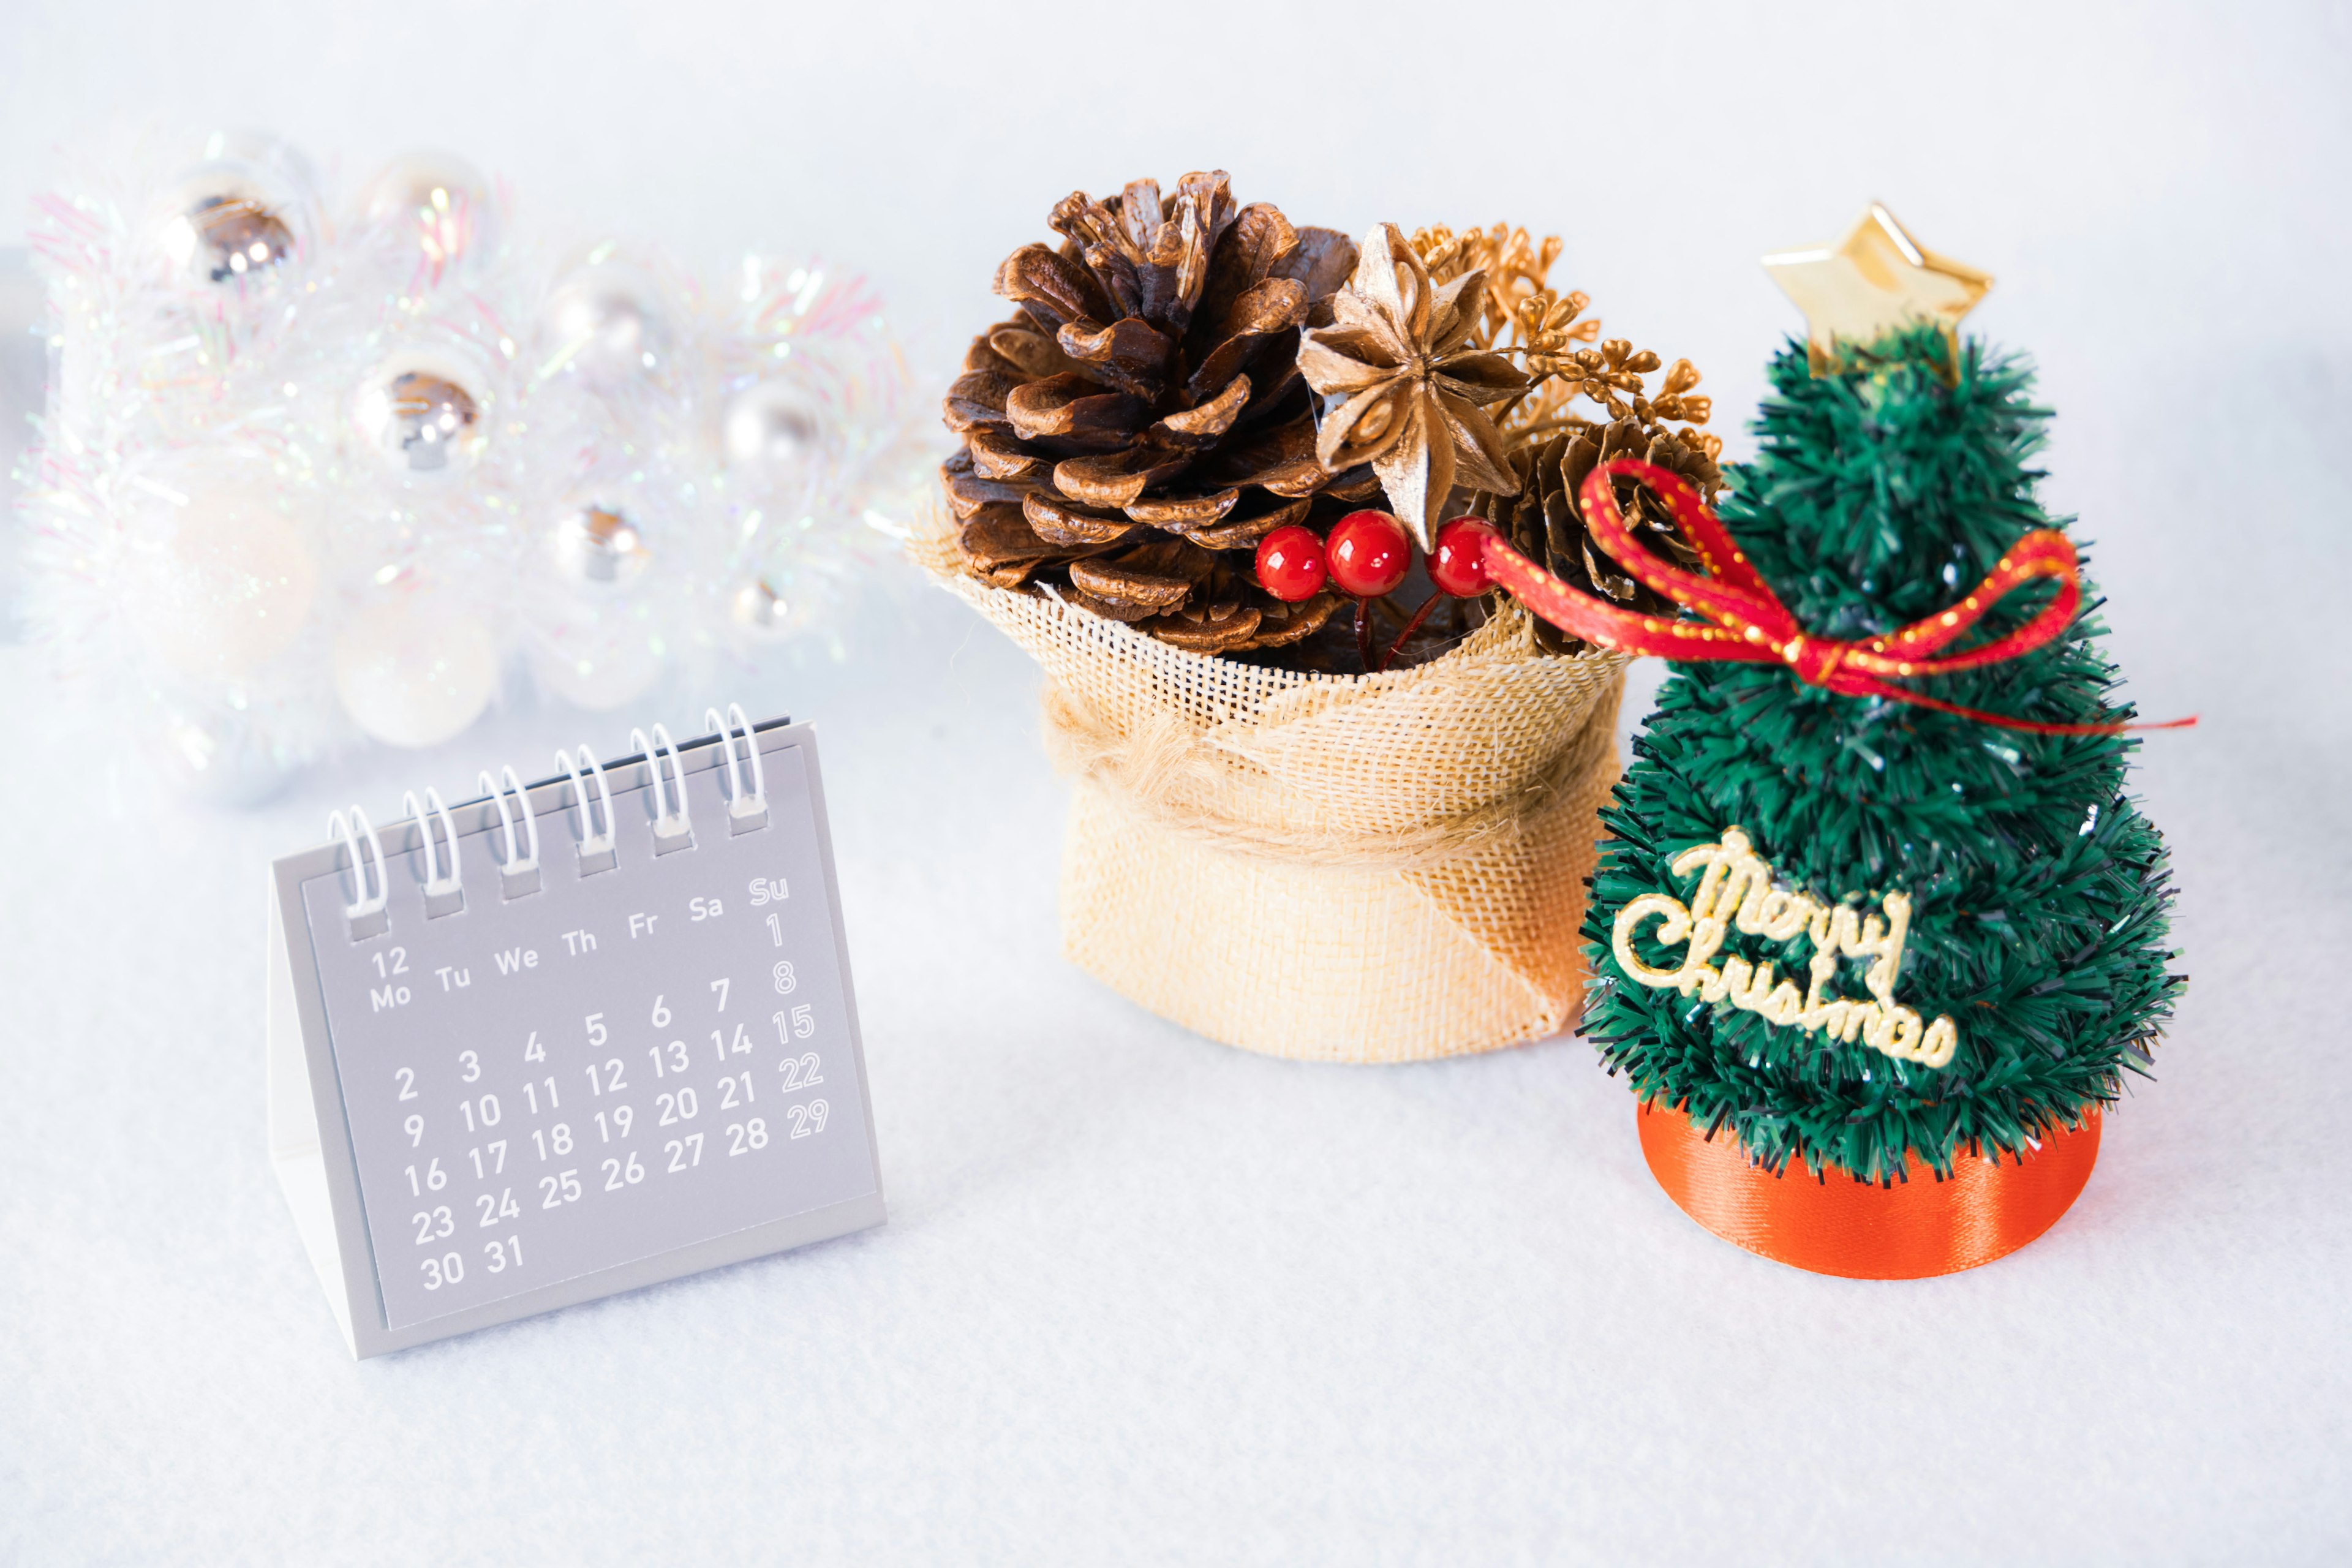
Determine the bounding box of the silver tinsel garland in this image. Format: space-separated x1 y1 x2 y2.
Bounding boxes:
15 130 935 802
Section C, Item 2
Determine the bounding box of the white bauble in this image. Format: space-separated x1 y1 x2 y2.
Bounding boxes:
722 380 827 490
532 611 665 712
135 481 318 680
333 600 498 747
352 351 490 480
356 149 498 271
543 260 670 386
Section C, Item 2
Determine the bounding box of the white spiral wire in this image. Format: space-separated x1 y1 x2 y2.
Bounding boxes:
704 702 767 815
402 787 462 895
502 764 541 869
478 765 541 875
478 771 518 869
630 723 691 836
327 807 388 919
559 745 616 856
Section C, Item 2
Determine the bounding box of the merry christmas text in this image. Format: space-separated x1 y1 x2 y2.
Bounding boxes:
1610 826 1959 1069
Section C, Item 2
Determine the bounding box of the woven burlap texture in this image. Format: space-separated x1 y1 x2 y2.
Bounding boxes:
915 524 1627 1064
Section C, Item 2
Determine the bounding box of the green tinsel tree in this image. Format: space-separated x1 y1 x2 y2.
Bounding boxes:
1579 325 2182 1182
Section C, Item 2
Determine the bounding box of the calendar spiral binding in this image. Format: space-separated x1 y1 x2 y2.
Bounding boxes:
328 702 772 941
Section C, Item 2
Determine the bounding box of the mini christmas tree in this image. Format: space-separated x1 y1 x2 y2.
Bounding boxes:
1570 207 2183 1192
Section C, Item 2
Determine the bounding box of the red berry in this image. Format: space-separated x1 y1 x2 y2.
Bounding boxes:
1254 524 1328 603
1430 516 1500 597
1326 509 1412 598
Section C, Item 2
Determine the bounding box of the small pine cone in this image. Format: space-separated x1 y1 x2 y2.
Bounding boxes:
941 172 1366 653
1469 418 1724 654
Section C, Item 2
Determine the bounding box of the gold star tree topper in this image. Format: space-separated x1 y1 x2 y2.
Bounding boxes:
1762 203 1992 379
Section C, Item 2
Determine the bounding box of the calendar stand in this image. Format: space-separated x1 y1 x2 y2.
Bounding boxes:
268 716 884 1357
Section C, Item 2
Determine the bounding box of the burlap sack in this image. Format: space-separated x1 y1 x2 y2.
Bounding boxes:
916 523 1627 1063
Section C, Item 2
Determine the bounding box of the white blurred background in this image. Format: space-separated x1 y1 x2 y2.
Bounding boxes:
3 4 2346 1564
4 1 2345 720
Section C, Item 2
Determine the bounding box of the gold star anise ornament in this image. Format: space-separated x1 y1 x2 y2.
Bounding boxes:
1297 223 1527 548
1762 203 1992 381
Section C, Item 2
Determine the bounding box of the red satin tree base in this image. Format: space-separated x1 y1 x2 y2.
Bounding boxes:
1635 1101 2102 1279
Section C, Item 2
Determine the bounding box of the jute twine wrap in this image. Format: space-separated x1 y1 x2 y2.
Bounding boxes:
915 521 1627 1064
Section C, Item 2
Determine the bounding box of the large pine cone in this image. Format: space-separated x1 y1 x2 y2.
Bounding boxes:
1468 419 1723 654
942 172 1374 655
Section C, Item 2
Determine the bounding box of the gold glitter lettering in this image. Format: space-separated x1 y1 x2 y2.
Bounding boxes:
1608 826 1962 1069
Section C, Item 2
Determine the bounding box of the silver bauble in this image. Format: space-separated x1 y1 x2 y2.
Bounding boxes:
722 381 827 489
352 353 489 478
544 262 669 386
729 578 794 640
357 149 498 271
549 504 650 590
160 182 299 285
157 132 319 288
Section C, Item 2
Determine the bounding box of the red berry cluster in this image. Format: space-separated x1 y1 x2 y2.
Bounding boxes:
1254 511 1500 605
1253 509 1504 673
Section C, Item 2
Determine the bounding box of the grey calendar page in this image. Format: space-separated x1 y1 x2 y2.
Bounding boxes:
297 744 878 1332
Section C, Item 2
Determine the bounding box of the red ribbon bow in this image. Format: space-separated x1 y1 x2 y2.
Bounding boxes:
1476 457 2192 737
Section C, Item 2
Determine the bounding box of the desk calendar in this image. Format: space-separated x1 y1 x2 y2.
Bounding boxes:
268 710 884 1357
